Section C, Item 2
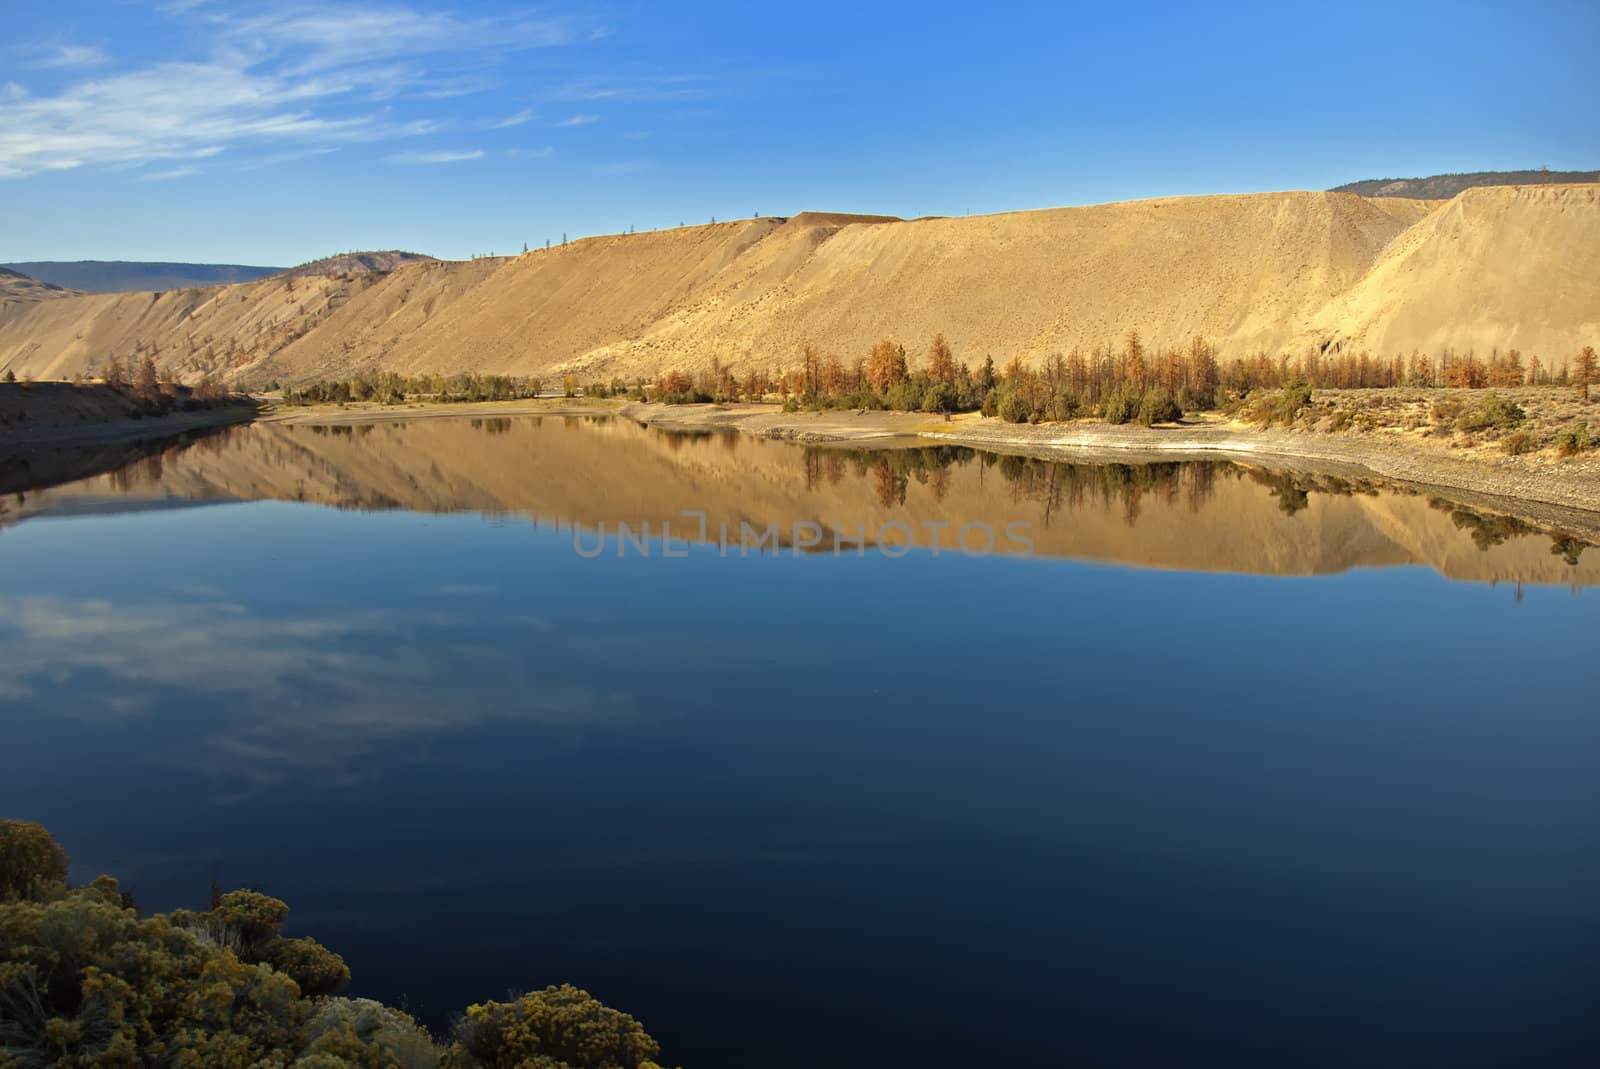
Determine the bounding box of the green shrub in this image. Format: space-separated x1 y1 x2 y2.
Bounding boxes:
1240 382 1313 428
1455 393 1526 432
210 889 291 956
920 382 957 414
1049 387 1081 422
304 999 442 1069
0 823 678 1069
451 985 661 1069
1137 389 1182 427
1101 388 1136 425
1554 423 1592 457
1501 430 1537 455
883 379 923 412
1278 380 1314 425
997 391 1030 423
0 881 313 1068
836 384 881 410
0 820 68 902
265 936 351 997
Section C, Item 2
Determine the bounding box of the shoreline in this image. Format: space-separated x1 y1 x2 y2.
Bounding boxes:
619 401 1600 536
256 396 621 426
0 402 257 453
50 395 1592 537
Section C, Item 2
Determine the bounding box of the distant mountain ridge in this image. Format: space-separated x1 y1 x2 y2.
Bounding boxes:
1332 169 1599 199
2 261 284 294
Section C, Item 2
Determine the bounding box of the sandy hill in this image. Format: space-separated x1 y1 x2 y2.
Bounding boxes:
278 251 436 279
1332 169 1600 199
2 261 284 294
0 267 80 306
0 185 1595 385
1307 184 1600 358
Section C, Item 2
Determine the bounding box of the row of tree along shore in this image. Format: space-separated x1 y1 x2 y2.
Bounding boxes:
265 332 1599 427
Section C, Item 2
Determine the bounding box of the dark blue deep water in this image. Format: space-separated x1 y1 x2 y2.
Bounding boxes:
1 416 1597 1066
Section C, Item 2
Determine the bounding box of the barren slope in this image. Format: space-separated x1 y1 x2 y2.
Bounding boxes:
1302 184 1600 359
1 186 1594 386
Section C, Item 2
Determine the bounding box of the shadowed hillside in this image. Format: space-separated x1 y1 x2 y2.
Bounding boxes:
0 267 80 306
1 186 1595 386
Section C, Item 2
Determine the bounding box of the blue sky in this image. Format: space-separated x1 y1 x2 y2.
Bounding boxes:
2 0 1596 265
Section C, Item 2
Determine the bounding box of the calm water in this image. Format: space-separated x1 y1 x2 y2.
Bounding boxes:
2 414 1597 1066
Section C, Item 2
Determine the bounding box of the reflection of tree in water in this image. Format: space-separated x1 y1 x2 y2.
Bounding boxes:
1252 470 1311 516
802 445 979 506
802 449 850 492
303 424 375 439
797 447 1597 559
994 455 1209 528
1551 537 1586 566
469 417 512 434
1451 510 1534 550
1427 498 1594 563
807 446 1232 528
872 461 906 508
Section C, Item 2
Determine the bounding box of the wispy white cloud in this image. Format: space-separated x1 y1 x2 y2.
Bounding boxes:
555 113 599 127
552 75 710 103
142 166 201 181
26 44 109 70
0 3 598 179
417 73 500 99
506 146 555 159
202 5 589 75
0 60 417 178
387 149 483 164
0 594 634 801
489 108 534 129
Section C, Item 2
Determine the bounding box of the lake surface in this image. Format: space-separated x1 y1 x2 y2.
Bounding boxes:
2 414 1597 1066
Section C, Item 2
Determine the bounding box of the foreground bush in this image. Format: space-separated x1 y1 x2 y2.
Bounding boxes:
0 823 672 1069
0 878 317 1067
451 987 663 1069
0 820 68 902
267 937 354 998
304 998 444 1069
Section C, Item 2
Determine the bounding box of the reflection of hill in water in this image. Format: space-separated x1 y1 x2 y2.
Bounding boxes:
3 415 1595 586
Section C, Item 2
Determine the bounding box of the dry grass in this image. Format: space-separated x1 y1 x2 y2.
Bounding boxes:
1290 386 1597 462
